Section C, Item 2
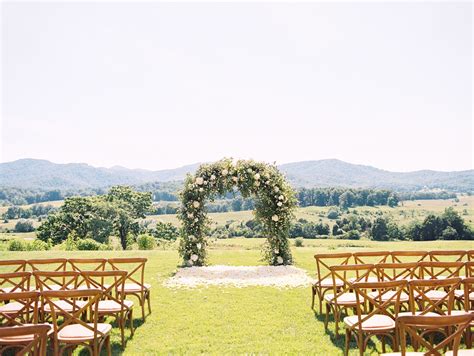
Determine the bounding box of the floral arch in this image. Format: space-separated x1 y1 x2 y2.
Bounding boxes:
178 159 297 267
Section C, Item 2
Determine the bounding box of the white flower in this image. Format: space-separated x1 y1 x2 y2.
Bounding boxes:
274 186 280 193
199 188 204 192
274 248 279 254
191 254 199 262
222 169 228 176
210 174 216 181
196 243 202 249
188 235 195 241
254 181 260 187
247 168 252 173
194 218 198 222
187 259 194 266
232 176 238 182
187 213 194 219
277 256 284 264
277 202 283 207
254 173 260 180
193 201 200 208
271 215 279 222
278 195 284 200
203 180 208 185
195 177 204 185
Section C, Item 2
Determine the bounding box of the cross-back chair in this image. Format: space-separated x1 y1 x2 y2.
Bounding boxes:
344 279 407 356
0 324 51 356
468 250 474 262
390 251 428 264
82 270 134 348
350 251 390 284
325 263 376 337
312 252 352 313
373 263 418 308
27 259 68 291
108 258 150 320
452 277 474 348
430 250 467 263
419 261 465 290
0 260 27 274
68 258 107 272
382 314 474 356
33 271 86 321
0 291 40 326
43 288 111 356
0 272 31 294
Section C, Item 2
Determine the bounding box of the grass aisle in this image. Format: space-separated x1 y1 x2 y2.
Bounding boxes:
0 239 471 355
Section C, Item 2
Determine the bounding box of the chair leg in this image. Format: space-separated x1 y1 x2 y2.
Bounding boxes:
324 303 329 330
344 328 351 356
147 291 151 314
120 316 125 349
129 309 135 336
141 298 146 320
106 335 112 356
311 286 315 310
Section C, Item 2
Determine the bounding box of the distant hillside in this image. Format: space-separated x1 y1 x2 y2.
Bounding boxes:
0 158 472 192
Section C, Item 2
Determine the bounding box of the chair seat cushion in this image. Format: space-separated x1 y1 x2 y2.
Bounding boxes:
58 323 111 341
315 278 343 288
124 283 151 292
445 350 474 356
98 299 134 312
324 293 358 305
43 300 87 313
454 290 474 300
344 314 395 330
368 291 410 303
415 290 447 301
0 302 25 314
0 324 52 343
397 311 439 317
349 276 378 283
450 310 474 325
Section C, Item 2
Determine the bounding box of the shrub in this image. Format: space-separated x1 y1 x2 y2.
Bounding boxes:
137 234 155 250
14 219 35 233
327 208 340 220
152 222 179 241
294 237 304 247
76 238 101 250
8 239 26 251
345 230 361 240
28 240 50 251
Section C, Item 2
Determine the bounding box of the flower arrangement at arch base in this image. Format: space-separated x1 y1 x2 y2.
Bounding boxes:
178 158 297 267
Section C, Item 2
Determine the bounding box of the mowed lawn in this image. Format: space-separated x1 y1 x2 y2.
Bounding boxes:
1 239 473 355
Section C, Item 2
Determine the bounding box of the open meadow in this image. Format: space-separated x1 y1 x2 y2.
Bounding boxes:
1 238 472 355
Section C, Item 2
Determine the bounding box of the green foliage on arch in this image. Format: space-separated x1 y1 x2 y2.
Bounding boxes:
178 159 297 266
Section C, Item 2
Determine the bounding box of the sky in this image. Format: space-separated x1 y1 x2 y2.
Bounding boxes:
1 1 472 172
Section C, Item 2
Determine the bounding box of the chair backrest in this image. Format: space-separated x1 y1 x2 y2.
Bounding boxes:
407 278 461 315
0 291 40 326
27 258 67 273
397 314 473 356
42 289 105 341
418 261 464 280
0 324 50 356
459 277 474 312
0 259 27 273
350 280 407 332
353 251 390 265
468 250 474 262
329 264 376 297
33 270 81 291
390 250 428 263
313 253 352 285
375 262 420 282
108 258 148 291
0 272 31 293
68 258 107 272
81 270 128 311
429 250 467 262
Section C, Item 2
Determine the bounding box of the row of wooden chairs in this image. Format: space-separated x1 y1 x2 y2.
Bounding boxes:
312 251 474 313
1 288 115 355
0 257 151 320
342 277 474 356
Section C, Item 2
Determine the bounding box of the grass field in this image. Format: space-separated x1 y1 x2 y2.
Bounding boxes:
1 238 473 355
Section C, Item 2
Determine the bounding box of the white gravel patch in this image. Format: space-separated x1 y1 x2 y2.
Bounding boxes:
164 265 315 288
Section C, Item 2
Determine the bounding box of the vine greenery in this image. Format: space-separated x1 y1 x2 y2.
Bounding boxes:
178 158 297 266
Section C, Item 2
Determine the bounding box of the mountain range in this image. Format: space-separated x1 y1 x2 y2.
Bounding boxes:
1 158 472 192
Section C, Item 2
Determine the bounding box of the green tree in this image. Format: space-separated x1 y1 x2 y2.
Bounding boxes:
14 219 35 232
371 217 389 241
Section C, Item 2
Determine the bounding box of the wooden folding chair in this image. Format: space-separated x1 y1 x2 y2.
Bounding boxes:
391 251 428 264
108 258 151 320
468 250 474 262
430 250 467 263
419 261 464 285
452 277 474 348
344 280 407 356
43 288 111 356
325 264 376 338
0 272 31 295
82 270 134 348
350 251 390 283
407 278 461 316
33 271 86 321
68 258 107 272
381 314 474 356
312 252 352 313
0 324 51 356
374 263 419 307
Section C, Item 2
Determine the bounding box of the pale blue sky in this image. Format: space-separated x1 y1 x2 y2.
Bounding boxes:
1 1 472 171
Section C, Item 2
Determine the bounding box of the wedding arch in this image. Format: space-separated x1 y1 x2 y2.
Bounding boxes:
178 158 297 267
